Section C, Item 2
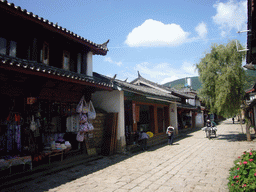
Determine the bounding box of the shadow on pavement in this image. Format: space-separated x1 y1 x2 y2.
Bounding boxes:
216 133 255 142
224 122 244 125
0 127 221 192
144 130 199 153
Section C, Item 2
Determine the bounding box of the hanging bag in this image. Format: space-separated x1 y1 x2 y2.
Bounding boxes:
30 115 36 131
88 122 94 131
76 131 84 142
80 122 89 132
88 100 96 120
82 101 89 113
76 96 89 113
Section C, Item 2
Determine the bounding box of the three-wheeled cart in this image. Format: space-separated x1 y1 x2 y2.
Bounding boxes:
205 127 217 139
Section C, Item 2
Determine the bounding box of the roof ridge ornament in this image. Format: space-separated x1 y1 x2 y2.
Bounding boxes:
137 71 141 78
100 39 110 49
111 74 117 81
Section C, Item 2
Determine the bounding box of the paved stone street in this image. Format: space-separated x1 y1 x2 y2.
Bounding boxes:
2 119 256 192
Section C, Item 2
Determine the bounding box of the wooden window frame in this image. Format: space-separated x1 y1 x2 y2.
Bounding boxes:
63 50 70 70
0 37 17 57
0 37 7 55
41 41 49 65
9 41 17 57
77 53 82 74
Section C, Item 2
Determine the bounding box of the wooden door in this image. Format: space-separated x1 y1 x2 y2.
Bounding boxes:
101 113 118 156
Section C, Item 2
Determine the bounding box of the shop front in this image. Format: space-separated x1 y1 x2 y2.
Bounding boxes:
125 99 172 147
177 104 198 130
89 73 180 150
0 0 112 176
0 56 112 174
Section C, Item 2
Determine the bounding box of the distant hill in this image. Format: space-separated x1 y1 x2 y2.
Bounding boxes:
163 76 202 91
163 70 256 91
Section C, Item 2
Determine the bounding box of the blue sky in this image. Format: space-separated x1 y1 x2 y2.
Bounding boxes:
9 0 248 85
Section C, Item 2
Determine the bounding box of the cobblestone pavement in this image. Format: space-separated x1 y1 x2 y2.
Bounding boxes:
2 119 256 192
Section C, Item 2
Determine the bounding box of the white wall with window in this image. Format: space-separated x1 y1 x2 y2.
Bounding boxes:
63 51 70 70
169 103 178 134
195 112 204 128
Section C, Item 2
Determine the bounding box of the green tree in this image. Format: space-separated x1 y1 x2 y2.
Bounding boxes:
196 40 246 117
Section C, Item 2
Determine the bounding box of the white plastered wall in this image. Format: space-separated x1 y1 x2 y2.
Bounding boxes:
195 112 204 128
92 90 125 152
169 103 178 135
86 51 93 76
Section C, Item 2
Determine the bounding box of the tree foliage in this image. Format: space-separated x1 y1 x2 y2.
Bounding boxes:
196 40 246 117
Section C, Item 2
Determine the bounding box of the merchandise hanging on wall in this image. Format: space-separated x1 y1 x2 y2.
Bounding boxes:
66 114 80 132
88 100 96 120
76 131 84 142
5 113 22 153
76 96 88 113
30 115 36 131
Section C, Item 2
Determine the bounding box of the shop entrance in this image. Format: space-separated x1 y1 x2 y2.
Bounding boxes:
137 105 150 132
157 107 164 133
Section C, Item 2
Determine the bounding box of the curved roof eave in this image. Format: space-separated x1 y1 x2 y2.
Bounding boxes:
0 0 108 55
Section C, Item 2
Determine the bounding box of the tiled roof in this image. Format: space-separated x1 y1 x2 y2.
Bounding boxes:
94 73 180 102
0 54 113 89
179 87 197 94
177 103 198 110
131 74 195 99
0 0 109 55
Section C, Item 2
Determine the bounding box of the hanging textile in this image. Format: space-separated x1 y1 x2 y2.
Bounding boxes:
6 124 13 153
66 114 80 132
15 125 21 152
6 113 22 153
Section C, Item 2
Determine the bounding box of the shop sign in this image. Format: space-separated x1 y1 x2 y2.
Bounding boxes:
27 97 37 105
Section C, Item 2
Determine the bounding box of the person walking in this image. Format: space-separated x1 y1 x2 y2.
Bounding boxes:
138 129 149 151
166 126 175 145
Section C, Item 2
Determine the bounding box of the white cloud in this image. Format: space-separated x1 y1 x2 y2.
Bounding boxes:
134 61 198 84
181 61 197 74
125 19 208 47
125 19 190 47
212 0 247 37
104 57 122 66
195 22 207 39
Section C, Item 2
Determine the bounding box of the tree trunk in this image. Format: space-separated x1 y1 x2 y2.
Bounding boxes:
239 114 244 133
246 120 252 141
